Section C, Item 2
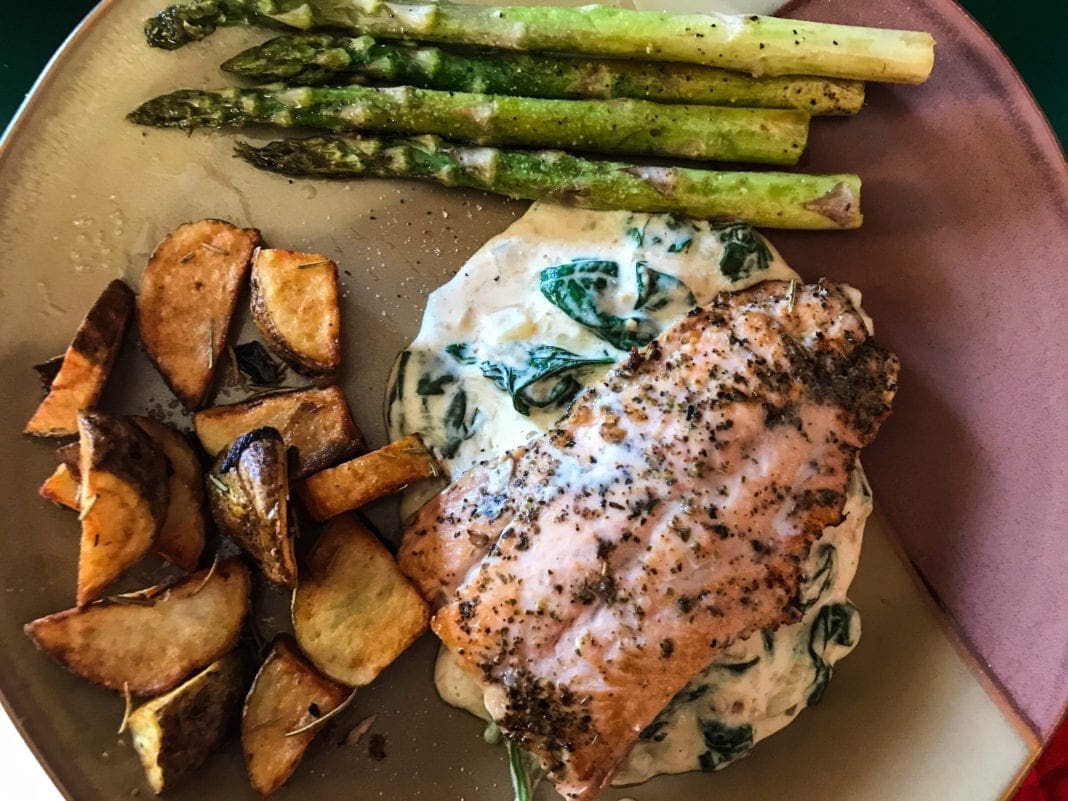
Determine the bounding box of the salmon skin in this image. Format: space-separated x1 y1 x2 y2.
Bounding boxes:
399 280 899 800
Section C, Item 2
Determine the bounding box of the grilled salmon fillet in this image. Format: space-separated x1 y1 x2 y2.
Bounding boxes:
398 280 899 800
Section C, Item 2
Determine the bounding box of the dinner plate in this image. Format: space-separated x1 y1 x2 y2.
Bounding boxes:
0 1 1064 800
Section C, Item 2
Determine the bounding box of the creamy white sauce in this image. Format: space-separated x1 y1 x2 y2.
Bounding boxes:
387 203 873 782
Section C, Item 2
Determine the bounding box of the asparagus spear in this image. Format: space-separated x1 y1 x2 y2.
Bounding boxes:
129 86 810 166
234 135 862 230
145 0 934 84
222 34 865 116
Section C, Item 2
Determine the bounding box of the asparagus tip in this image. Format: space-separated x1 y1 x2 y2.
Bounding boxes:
233 139 307 175
130 89 244 130
144 2 221 50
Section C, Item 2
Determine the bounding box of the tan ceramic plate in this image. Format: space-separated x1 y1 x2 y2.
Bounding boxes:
0 0 1065 799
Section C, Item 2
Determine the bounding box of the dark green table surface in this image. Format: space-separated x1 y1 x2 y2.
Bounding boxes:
0 0 1065 144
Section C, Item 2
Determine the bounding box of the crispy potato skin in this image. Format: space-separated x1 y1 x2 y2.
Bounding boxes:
44 422 206 572
55 441 81 471
292 515 428 687
250 249 341 382
194 386 365 479
132 417 208 573
25 280 134 437
77 411 170 605
137 219 260 410
297 434 440 522
242 635 348 796
208 428 297 588
24 558 251 695
128 649 249 794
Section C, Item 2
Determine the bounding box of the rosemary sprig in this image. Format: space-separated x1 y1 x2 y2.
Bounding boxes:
207 318 214 369
506 739 532 801
77 493 99 521
117 682 133 734
189 553 221 597
297 259 331 269
200 242 230 255
285 689 358 737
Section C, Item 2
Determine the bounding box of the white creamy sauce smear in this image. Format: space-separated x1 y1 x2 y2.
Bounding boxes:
387 203 873 784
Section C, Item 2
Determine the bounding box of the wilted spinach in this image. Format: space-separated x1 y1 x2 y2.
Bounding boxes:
416 373 456 396
715 223 771 282
639 718 670 743
802 543 837 610
697 719 754 771
711 656 760 675
806 602 858 706
438 385 482 459
663 213 697 253
446 342 612 416
539 259 696 350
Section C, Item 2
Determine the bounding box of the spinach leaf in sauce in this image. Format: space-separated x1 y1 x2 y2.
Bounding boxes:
674 684 711 705
806 602 859 707
662 213 697 253
392 349 482 460
639 681 712 743
697 719 754 771
626 224 646 246
639 718 670 743
439 385 482 459
446 343 613 416
416 373 456 396
714 223 772 282
711 656 760 675
802 543 837 610
539 259 696 350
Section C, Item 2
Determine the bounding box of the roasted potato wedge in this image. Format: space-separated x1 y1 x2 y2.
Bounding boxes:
132 417 208 572
194 386 364 479
137 219 260 409
77 411 170 605
293 515 428 687
208 428 297 588
250 248 340 382
39 463 80 510
129 649 248 794
242 635 348 796
44 421 206 572
297 434 440 522
25 279 134 436
34 355 65 390
24 558 250 695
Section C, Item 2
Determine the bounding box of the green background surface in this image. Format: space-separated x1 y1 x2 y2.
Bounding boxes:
0 0 1065 144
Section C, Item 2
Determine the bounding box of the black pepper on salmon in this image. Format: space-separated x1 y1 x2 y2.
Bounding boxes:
399 280 899 801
